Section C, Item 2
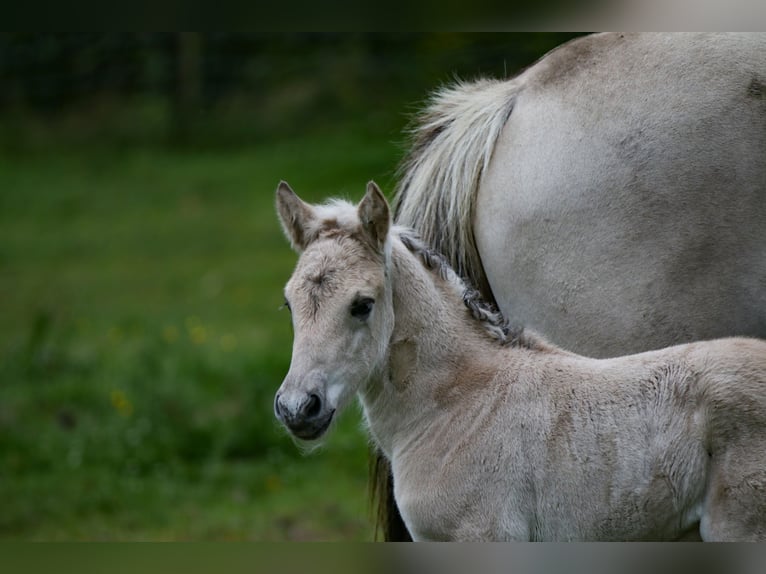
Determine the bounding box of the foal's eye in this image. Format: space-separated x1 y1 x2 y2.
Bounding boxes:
350 297 374 320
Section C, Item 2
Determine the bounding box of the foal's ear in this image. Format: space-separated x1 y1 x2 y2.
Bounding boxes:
358 181 391 251
275 181 316 252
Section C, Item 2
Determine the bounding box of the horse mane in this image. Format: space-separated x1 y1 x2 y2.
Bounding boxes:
395 227 544 350
393 77 522 303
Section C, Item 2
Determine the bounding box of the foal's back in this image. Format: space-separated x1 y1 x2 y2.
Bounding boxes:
534 337 766 541
423 336 766 540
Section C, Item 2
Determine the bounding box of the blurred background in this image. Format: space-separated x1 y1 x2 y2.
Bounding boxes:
0 33 581 540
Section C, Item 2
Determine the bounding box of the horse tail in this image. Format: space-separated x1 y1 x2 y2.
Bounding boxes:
373 79 519 542
370 448 412 541
393 77 520 300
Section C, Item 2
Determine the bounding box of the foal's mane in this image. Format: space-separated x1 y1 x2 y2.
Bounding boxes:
395 228 543 350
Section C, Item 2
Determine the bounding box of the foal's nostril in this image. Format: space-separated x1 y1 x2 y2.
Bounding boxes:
274 394 283 418
305 393 322 418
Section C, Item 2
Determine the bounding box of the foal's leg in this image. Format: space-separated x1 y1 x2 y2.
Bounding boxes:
700 446 766 541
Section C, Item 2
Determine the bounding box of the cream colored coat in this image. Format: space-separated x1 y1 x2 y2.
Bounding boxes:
275 183 766 541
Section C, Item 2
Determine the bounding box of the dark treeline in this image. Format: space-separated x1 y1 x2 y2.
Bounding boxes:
0 33 582 147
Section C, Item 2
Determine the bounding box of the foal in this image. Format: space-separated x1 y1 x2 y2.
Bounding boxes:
274 181 766 541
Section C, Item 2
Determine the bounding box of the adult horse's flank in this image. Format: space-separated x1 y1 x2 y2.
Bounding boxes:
396 32 766 357
387 31 766 539
275 182 766 541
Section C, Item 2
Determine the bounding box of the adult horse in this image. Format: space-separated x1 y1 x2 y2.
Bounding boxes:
380 32 766 540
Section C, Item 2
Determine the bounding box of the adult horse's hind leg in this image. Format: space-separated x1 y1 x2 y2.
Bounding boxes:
701 446 766 541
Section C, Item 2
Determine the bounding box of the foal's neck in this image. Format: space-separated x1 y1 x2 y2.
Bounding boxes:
390 238 497 360
360 237 507 457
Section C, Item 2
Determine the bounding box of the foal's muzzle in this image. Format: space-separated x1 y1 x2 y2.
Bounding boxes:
274 390 335 440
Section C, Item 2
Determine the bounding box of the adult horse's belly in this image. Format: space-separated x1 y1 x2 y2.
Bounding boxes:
476 33 766 358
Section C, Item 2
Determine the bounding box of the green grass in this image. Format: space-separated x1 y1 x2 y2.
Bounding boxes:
0 126 404 540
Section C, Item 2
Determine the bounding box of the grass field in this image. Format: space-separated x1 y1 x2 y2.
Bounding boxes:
0 126 404 540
